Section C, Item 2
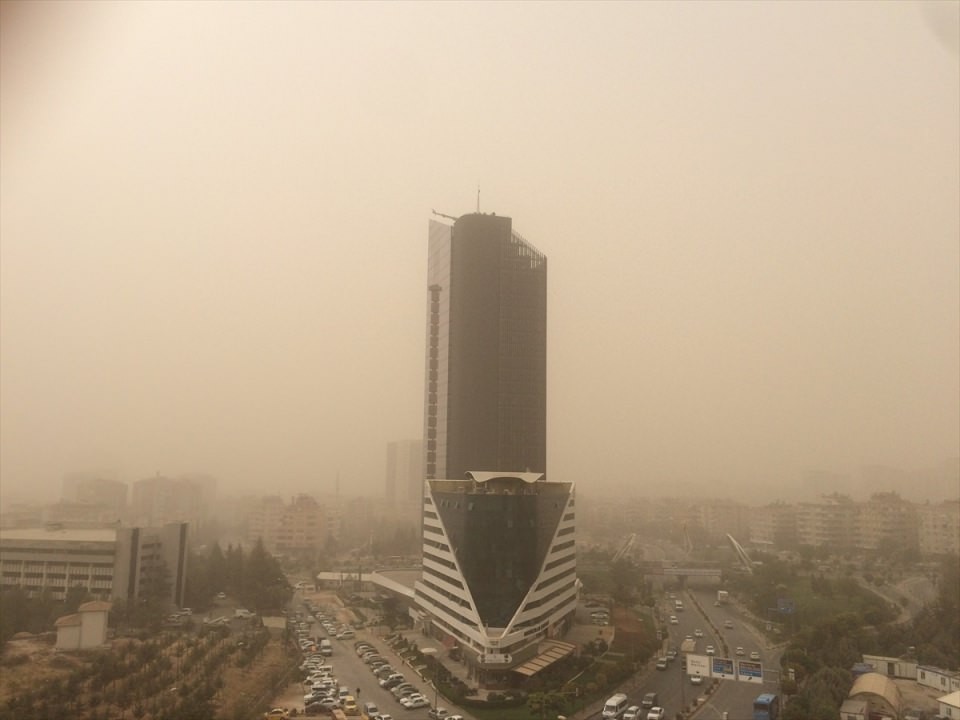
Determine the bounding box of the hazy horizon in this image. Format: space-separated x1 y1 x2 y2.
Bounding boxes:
2 2 958 506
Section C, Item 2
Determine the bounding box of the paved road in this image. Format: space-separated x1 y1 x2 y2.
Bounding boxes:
686 589 783 720
275 592 474 719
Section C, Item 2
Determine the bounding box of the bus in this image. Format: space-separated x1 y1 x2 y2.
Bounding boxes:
753 693 780 720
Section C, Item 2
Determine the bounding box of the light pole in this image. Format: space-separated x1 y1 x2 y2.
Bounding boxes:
421 646 439 711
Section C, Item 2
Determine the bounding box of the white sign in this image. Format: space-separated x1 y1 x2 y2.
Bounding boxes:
687 654 711 678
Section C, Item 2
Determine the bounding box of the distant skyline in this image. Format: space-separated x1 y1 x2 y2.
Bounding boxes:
2 2 958 505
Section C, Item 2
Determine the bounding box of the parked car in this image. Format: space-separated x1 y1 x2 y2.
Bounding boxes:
750 651 760 660
401 695 429 709
669 615 679 625
647 708 665 720
706 645 715 655
691 673 703 685
724 619 734 629
623 706 642 720
655 658 668 670
641 693 658 709
694 628 703 638
428 709 449 719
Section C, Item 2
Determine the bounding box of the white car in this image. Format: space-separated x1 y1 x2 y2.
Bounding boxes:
750 651 761 660
401 694 429 709
623 706 642 720
694 628 703 638
706 645 715 655
669 615 679 624
736 647 745 656
647 708 666 720
691 673 703 685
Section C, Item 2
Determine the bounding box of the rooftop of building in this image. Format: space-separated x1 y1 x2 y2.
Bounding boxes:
429 472 571 496
0 526 118 544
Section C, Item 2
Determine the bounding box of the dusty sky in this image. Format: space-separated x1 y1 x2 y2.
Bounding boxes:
2 1 958 505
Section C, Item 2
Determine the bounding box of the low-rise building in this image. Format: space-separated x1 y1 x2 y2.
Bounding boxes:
55 600 112 650
0 523 188 606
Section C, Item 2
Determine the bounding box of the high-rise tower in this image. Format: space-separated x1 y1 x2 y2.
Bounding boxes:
423 213 547 481
416 213 576 679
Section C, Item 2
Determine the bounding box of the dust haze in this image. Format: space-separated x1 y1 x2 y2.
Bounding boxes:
1 1 958 505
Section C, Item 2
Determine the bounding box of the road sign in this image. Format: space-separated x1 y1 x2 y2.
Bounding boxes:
712 657 736 680
687 654 710 678
737 660 763 683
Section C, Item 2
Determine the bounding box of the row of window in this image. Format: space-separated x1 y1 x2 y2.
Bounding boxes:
514 589 577 630
523 579 577 612
424 538 449 553
422 563 464 590
543 552 575 572
423 551 457 572
415 586 475 630
534 565 576 592
419 577 472 610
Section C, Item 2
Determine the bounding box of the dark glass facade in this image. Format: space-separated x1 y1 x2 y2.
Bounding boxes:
432 477 567 627
424 213 547 480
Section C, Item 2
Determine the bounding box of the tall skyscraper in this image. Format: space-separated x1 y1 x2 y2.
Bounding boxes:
386 439 424 504
423 213 547 481
416 213 576 679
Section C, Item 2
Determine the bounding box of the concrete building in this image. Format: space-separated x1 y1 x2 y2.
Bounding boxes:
55 600 112 650
857 492 918 552
795 493 857 549
0 523 188 606
748 502 798 548
61 475 128 520
917 501 960 557
386 439 424 504
131 475 205 529
246 494 328 557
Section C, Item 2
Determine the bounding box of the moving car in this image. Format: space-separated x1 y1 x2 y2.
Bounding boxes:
623 706 642 720
706 645 715 655
641 692 658 709
694 629 703 638
646 708 665 720
750 651 761 660
655 658 668 670
691 673 703 685
669 615 679 625
736 647 745 656
723 619 734 629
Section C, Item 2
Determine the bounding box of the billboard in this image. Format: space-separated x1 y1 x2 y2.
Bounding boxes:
737 660 763 683
711 657 736 680
687 654 711 678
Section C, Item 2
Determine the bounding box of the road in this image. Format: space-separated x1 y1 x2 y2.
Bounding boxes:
684 588 783 720
275 589 473 719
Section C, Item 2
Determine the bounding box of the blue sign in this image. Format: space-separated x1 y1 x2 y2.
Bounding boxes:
712 657 735 680
737 660 763 683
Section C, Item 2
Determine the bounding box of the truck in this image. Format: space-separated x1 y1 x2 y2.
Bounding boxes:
717 590 729 604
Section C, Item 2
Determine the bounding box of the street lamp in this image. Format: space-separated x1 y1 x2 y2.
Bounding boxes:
421 647 439 711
